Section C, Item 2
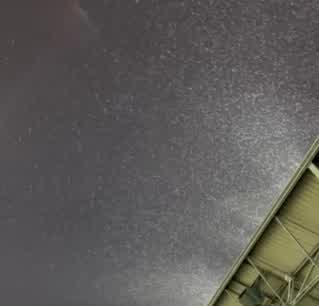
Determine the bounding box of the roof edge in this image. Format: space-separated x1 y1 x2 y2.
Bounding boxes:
206 136 319 306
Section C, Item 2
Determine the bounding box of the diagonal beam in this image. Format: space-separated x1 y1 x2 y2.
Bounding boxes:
274 217 319 272
308 163 319 179
292 275 319 306
281 216 319 239
247 257 289 306
275 216 319 305
286 277 294 304
251 257 290 280
296 250 319 300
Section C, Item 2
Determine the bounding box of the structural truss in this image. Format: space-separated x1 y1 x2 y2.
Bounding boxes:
207 137 319 306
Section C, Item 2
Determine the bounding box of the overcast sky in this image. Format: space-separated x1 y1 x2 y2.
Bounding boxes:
0 1 318 305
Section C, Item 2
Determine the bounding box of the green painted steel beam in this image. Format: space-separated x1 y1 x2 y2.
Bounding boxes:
309 163 319 179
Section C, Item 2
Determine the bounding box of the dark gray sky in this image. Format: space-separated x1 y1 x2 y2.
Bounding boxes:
0 1 318 305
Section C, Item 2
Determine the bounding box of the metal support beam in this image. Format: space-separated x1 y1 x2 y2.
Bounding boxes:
275 216 319 305
251 257 289 281
308 163 319 179
292 275 319 306
296 250 319 298
281 216 319 239
247 257 289 306
275 217 319 272
286 277 294 304
214 208 319 306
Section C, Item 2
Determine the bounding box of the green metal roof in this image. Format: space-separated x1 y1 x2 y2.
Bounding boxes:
207 137 319 306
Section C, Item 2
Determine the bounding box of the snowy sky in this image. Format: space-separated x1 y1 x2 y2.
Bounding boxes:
0 1 318 305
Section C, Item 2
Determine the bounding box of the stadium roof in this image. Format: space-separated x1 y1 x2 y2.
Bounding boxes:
207 137 319 306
